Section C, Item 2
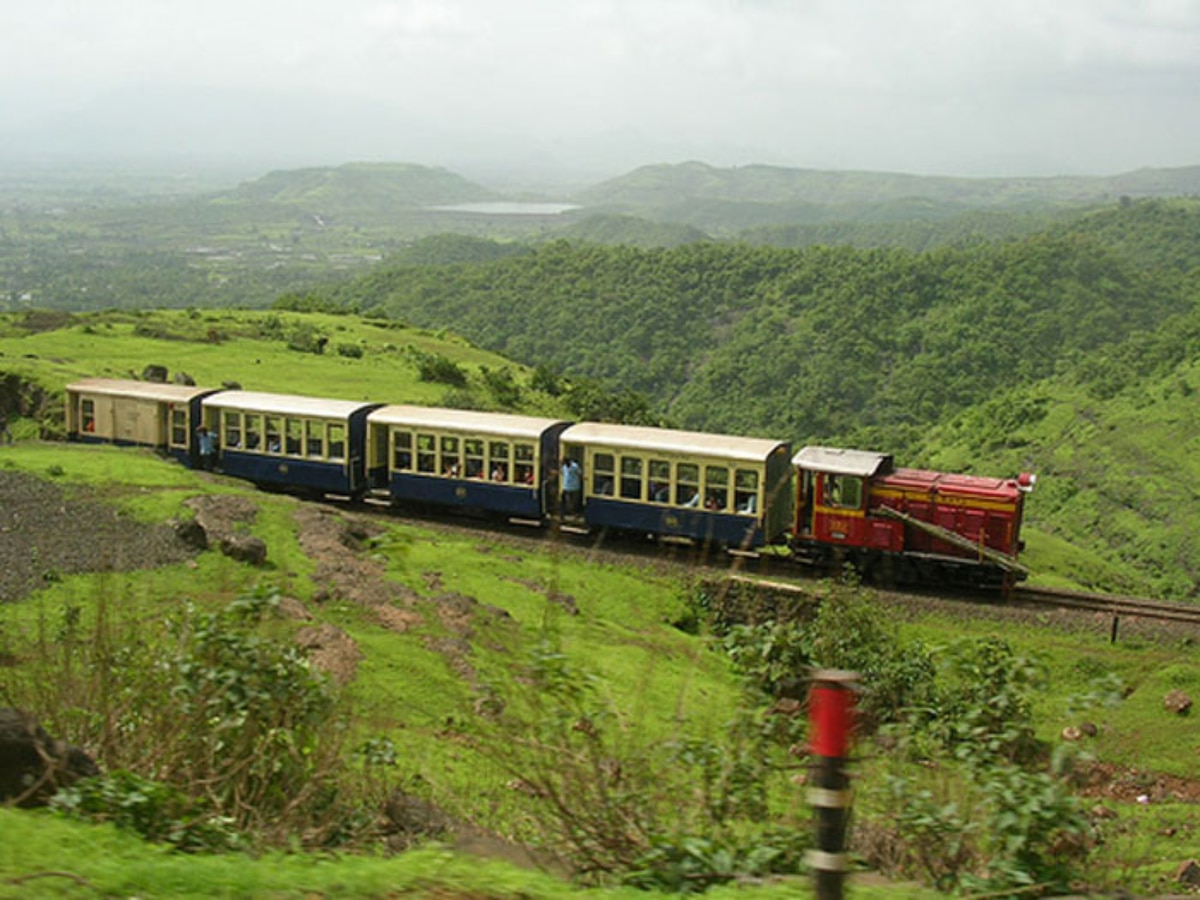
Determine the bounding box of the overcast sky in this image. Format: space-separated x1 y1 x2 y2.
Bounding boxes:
4 0 1200 181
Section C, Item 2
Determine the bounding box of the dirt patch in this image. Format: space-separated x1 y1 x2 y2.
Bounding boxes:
0 469 197 603
1075 760 1200 805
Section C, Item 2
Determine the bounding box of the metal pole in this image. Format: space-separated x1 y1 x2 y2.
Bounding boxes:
807 669 859 900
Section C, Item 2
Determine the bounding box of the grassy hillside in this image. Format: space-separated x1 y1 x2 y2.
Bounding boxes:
0 307 569 420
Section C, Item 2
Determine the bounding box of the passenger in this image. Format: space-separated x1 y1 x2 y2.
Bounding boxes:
196 425 217 471
738 494 757 515
0 410 12 445
444 462 460 478
491 463 507 482
561 457 582 516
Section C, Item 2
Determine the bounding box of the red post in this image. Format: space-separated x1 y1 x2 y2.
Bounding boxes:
807 669 859 900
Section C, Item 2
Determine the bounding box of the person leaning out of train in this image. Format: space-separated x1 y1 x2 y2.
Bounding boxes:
196 425 217 471
561 457 582 516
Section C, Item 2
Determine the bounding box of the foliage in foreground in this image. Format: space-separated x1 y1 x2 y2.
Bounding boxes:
5 587 360 852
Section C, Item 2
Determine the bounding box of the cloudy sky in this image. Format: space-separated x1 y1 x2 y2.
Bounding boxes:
4 0 1200 182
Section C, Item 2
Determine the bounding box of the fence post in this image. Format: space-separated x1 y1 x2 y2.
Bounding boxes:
807 669 859 900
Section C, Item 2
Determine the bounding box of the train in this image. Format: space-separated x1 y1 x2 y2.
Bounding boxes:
65 377 1036 591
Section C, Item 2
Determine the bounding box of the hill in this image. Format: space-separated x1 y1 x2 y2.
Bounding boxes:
575 160 1200 234
307 199 1200 598
8 158 1200 316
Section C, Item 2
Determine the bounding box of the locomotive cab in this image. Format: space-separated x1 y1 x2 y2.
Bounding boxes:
792 447 893 563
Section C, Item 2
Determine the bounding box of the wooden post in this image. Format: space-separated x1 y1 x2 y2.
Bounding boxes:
807 669 859 900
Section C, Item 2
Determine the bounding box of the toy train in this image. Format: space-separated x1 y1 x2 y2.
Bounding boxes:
65 377 1036 590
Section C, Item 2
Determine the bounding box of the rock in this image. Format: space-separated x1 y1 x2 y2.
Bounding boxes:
1164 689 1192 715
174 518 208 551
141 365 168 383
1079 721 1098 737
383 789 450 851
1062 726 1082 741
1177 859 1200 886
0 708 100 807
173 371 196 386
219 534 268 566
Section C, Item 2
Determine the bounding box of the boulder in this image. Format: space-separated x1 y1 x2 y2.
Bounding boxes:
219 534 268 566
1164 689 1192 715
141 365 169 383
0 708 100 807
1177 859 1200 886
174 518 208 551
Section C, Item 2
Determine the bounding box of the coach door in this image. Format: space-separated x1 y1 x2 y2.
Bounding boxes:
797 469 816 535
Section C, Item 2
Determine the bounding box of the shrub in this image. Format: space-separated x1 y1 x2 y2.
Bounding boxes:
405 346 468 386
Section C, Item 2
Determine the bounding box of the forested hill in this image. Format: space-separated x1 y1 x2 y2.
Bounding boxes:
321 198 1199 446
306 197 1200 598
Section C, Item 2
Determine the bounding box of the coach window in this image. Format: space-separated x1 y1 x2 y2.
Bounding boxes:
734 469 759 515
327 423 346 461
265 416 282 453
223 410 241 448
393 431 414 471
306 420 324 458
514 443 535 485
705 465 729 511
81 398 96 433
170 408 187 446
649 459 671 503
489 441 510 482
245 414 262 450
620 456 643 500
824 474 862 509
464 438 485 478
676 463 700 507
441 436 461 477
592 453 615 495
285 418 303 456
416 434 436 473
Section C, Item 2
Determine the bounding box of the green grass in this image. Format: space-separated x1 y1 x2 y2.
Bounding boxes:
0 308 569 415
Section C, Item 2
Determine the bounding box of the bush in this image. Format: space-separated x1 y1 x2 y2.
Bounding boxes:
405 346 468 386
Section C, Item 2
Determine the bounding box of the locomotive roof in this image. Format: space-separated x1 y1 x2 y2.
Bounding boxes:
792 446 894 477
202 391 380 418
561 422 788 462
369 405 569 438
67 377 218 403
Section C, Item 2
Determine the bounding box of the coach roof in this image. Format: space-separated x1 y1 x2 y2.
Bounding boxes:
369 405 569 438
67 377 218 404
203 391 381 419
561 422 788 462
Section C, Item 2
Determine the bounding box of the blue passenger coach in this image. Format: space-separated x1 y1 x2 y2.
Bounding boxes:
201 391 382 497
558 423 793 548
66 377 220 464
367 405 571 519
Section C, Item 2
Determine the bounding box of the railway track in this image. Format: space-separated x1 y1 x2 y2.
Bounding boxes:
354 496 1200 630
1010 584 1200 627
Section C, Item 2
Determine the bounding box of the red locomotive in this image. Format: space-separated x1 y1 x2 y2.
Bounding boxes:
792 446 1035 591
